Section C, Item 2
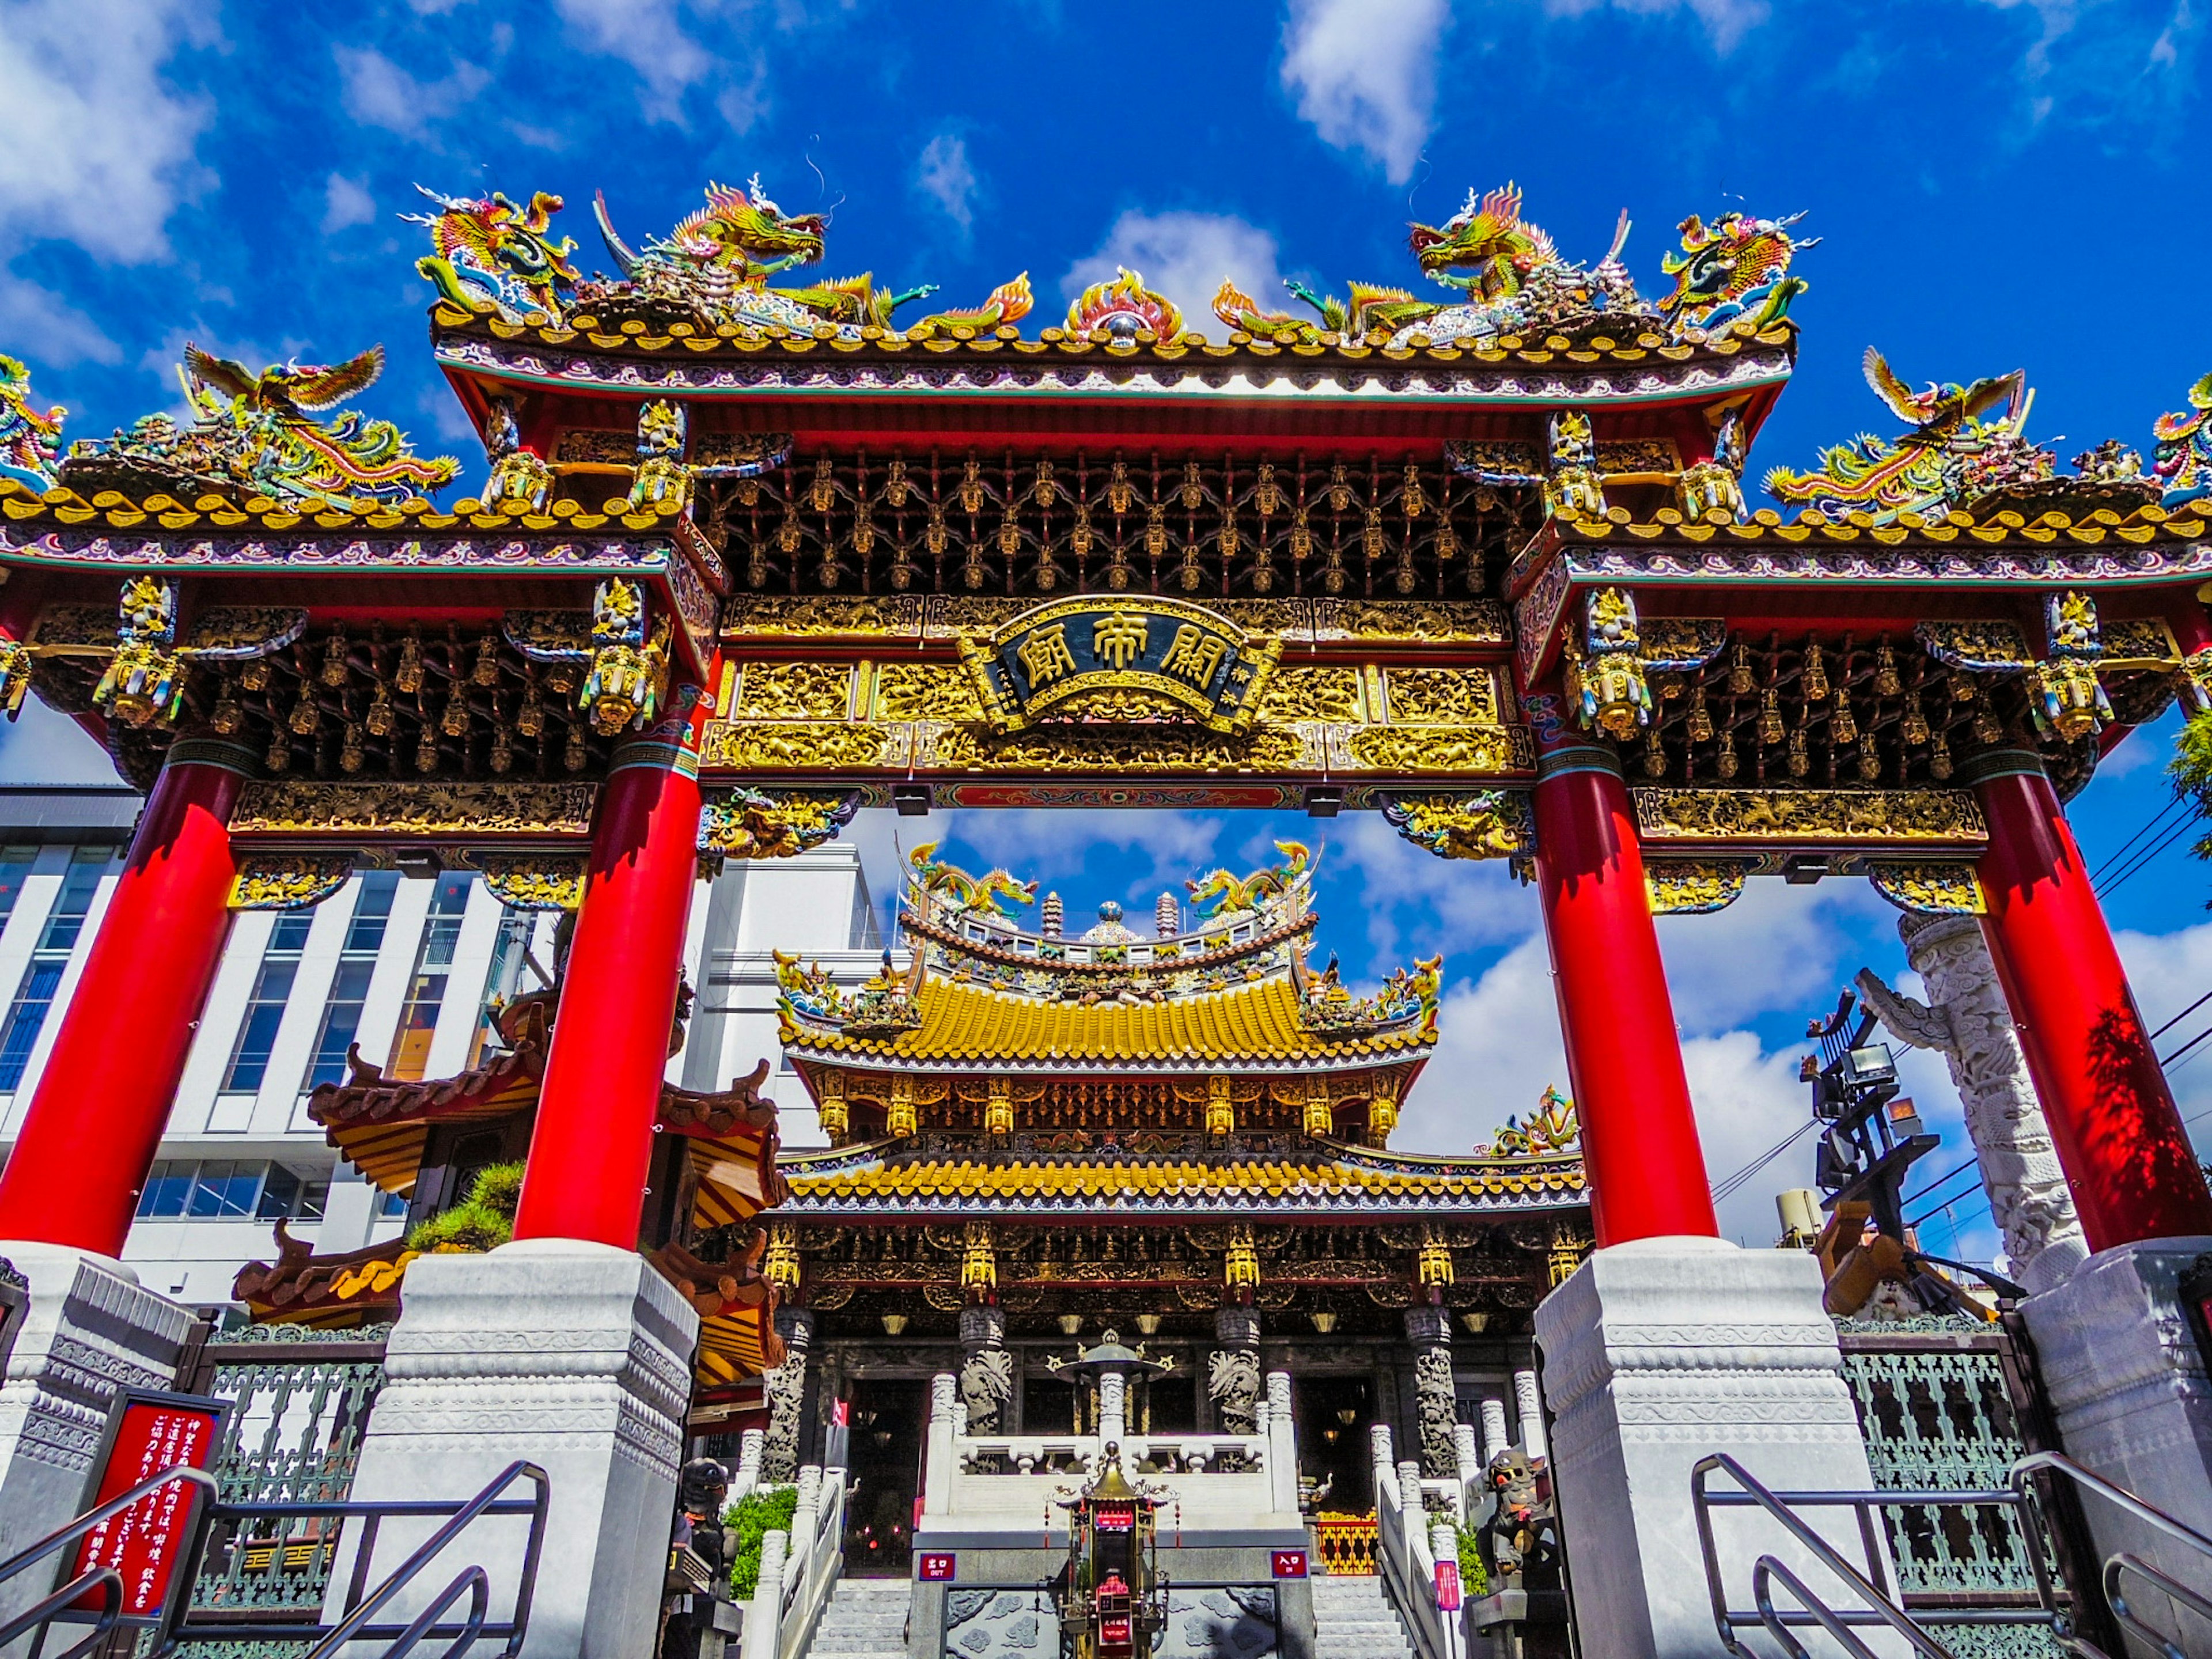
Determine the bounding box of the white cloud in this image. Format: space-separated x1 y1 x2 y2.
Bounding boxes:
1063 211 1286 342
715 54 770 134
1541 0 1770 53
2115 919 2212 1157
1279 0 1446 184
0 272 119 367
1655 878 1893 1036
0 0 211 263
335 46 491 139
917 134 978 234
321 174 377 236
554 0 714 116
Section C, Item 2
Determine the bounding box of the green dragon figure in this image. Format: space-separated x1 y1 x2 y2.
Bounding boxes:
1185 840 1313 918
62 345 459 509
0 355 63 493
908 842 1037 918
1765 348 2028 521
590 177 1032 340
406 186 581 323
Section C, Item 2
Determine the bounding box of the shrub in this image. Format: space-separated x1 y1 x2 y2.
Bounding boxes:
405 1161 526 1255
1455 1524 1491 1600
726 1484 800 1599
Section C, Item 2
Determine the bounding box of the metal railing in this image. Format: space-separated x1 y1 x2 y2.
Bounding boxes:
1691 1453 2062 1659
2013 1450 2212 1659
0 1460 547 1659
0 1464 218 1659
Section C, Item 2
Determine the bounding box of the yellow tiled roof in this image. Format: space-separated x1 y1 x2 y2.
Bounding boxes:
785 1156 1583 1206
783 976 1430 1065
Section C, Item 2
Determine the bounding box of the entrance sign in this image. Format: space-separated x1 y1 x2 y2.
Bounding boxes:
73 1389 228 1622
961 597 1281 736
1271 1550 1308 1580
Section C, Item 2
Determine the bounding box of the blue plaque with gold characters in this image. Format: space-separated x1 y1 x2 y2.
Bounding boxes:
957 597 1282 736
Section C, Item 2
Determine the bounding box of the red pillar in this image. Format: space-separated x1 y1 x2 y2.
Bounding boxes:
0 737 254 1256
1969 751 2212 1251
1532 747 1719 1245
512 710 704 1248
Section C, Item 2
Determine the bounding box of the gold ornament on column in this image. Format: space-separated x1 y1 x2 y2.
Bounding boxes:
960 1221 997 1296
817 1071 849 1142
985 1077 1014 1137
1366 1078 1400 1143
1547 1221 1593 1288
1303 1078 1335 1137
888 1074 916 1138
1205 1074 1234 1138
1416 1229 1455 1289
1224 1225 1260 1289
764 1223 802 1296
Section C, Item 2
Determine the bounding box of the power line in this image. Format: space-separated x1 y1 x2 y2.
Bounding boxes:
2161 1021 2212 1069
2098 815 2200 896
2152 987 2212 1041
1711 1119 1819 1205
1901 1154 1983 1210
2091 791 2194 882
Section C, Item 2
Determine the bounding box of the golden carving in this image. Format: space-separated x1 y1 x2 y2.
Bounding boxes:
1205 1074 1235 1138
736 662 854 720
477 855 586 911
1255 665 1363 725
764 1223 802 1295
1384 668 1498 725
1378 791 1530 860
984 1077 1014 1137
229 855 354 910
1633 789 1987 844
1868 863 1987 916
1346 725 1532 774
701 721 904 771
1323 600 1508 645
1224 1225 1260 1289
2102 617 2180 669
1303 1078 1335 1137
873 661 982 722
967 724 1307 773
1415 1228 1454 1288
817 1071 849 1142
888 1074 916 1139
232 782 598 838
960 1221 997 1294
699 789 859 858
1547 1221 1593 1288
1643 860 1750 915
722 595 925 638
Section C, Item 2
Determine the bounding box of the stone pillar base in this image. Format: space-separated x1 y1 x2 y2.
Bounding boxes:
2020 1237 2212 1650
0 1243 193 1613
1533 1238 1888 1659
337 1240 699 1659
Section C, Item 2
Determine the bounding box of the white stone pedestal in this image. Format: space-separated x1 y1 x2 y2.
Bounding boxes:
2020 1237 2212 1650
0 1243 193 1616
1533 1237 1892 1659
335 1239 700 1659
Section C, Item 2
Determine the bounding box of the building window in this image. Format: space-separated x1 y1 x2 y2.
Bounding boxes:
303 873 399 1090
221 913 311 1092
0 845 39 927
387 874 473 1081
135 1160 329 1221
0 848 112 1090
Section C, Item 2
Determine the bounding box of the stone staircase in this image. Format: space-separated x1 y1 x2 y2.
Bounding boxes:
805 1577 912 1659
1310 1573 1416 1659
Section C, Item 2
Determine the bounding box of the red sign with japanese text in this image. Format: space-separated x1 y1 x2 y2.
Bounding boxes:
916 1553 957 1582
1270 1550 1308 1580
72 1393 225 1620
1434 1561 1462 1613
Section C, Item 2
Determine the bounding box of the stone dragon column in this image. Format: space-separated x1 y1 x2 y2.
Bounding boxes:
1209 1305 1262 1436
1403 1305 1458 1479
957 1304 1011 1437
762 1308 816 1482
1855 913 2089 1293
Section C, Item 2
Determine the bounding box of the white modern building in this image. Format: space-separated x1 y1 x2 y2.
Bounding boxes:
0 783 880 1309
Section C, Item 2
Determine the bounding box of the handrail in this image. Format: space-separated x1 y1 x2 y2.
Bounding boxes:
2013 1450 2212 1659
374 1563 490 1659
1693 1454 1981 1659
0 1464 218 1657
302 1459 548 1659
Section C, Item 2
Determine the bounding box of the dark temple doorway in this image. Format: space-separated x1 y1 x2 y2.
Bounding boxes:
1294 1373 1375 1514
843 1377 927 1575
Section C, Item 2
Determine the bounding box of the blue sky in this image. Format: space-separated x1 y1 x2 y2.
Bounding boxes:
3 0 2209 1257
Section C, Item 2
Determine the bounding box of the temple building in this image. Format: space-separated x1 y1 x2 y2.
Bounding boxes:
761 840 1587 1562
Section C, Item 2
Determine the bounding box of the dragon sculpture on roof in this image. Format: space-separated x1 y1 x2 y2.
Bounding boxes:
907 842 1038 919
60 345 459 509
586 177 1032 339
406 187 581 323
1185 840 1313 919
2153 372 2212 507
0 355 64 493
1214 184 1810 350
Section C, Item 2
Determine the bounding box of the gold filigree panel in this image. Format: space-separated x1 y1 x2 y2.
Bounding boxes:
873 661 982 722
734 662 854 720
1383 668 1499 725
1345 725 1532 773
232 782 598 838
1634 789 1987 844
229 854 354 910
702 722 907 771
1256 665 1364 724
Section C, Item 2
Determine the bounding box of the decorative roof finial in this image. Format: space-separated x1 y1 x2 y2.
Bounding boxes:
1155 892 1180 938
1040 891 1063 938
